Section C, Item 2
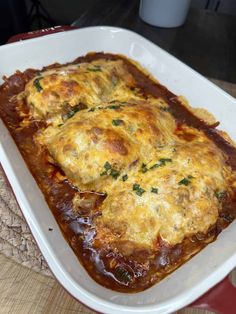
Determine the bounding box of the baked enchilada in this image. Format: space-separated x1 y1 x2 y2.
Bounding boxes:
0 53 236 292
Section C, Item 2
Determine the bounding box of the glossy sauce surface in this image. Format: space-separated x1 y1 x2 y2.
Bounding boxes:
0 53 236 292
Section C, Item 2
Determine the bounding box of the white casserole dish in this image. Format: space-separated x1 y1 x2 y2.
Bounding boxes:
0 26 236 314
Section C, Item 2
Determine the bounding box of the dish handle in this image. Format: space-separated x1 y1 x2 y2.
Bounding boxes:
7 25 77 43
6 24 236 314
190 275 236 314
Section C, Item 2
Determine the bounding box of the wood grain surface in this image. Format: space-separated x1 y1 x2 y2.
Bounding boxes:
0 79 236 314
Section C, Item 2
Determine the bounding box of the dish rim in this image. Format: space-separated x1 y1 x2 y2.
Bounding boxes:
1 25 236 314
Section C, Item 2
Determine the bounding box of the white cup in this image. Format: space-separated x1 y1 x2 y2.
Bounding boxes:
139 0 192 28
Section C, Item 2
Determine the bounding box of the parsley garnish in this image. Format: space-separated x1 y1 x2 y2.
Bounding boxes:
110 168 120 179
100 171 107 176
106 102 127 110
66 110 76 119
141 163 148 173
104 161 112 171
57 123 64 127
65 103 87 120
112 119 123 126
133 183 145 196
215 190 226 200
106 104 122 110
140 158 172 172
151 187 158 194
160 106 170 112
159 158 172 163
150 158 172 170
104 161 112 170
87 102 127 113
178 175 194 186
122 174 128 181
87 65 102 72
100 162 120 180
34 77 43 92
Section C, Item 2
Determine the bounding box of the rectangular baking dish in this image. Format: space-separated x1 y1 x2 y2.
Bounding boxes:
0 26 236 314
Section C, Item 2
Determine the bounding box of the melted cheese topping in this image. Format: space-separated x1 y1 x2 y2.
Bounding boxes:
41 100 177 191
95 137 227 249
25 57 236 252
23 60 141 124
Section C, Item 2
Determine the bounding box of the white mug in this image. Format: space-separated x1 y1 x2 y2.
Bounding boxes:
139 0 192 28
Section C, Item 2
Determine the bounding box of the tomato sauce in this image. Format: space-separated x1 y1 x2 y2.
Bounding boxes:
0 53 236 292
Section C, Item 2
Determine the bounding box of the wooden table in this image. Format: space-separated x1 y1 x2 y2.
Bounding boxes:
0 78 236 313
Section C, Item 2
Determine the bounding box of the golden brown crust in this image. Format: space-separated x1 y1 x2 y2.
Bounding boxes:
30 59 236 249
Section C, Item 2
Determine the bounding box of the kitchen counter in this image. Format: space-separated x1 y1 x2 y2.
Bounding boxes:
73 0 236 84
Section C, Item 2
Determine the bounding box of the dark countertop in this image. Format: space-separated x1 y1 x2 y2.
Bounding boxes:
73 0 236 84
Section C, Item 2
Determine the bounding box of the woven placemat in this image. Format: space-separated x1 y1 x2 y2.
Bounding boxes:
0 165 51 276
0 78 235 277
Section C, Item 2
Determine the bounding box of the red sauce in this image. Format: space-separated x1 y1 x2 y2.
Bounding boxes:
0 53 236 292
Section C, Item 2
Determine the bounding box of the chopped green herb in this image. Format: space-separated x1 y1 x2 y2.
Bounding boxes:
150 158 172 170
178 175 193 186
133 183 145 196
87 65 102 72
100 171 107 176
110 168 120 179
106 104 122 110
215 190 226 200
178 178 190 186
160 106 169 112
150 164 159 170
149 163 159 170
122 174 128 181
88 107 96 112
104 161 112 171
151 187 158 194
66 110 76 119
65 103 87 120
100 162 120 179
34 77 43 92
136 188 145 196
112 119 123 126
187 175 194 179
141 163 148 173
133 183 140 190
57 123 64 127
159 158 172 163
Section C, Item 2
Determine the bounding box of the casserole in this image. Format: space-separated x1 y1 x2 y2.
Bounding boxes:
0 26 236 313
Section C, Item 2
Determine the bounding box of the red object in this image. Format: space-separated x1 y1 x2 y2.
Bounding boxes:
7 25 77 43
6 25 236 314
191 275 236 314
